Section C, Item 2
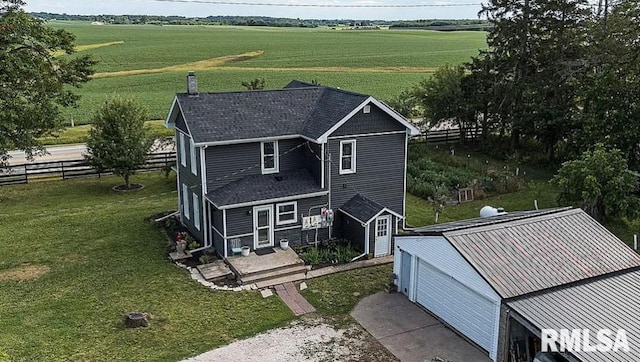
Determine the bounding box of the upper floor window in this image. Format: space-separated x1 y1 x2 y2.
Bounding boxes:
190 137 197 175
261 141 279 174
339 140 356 174
179 133 187 167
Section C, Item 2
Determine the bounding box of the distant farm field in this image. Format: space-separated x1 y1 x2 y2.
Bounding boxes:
51 21 487 125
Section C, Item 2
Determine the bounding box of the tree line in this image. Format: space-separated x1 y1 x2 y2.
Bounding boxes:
31 12 489 30
392 0 640 169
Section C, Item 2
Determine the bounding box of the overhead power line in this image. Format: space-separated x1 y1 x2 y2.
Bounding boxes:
150 0 482 8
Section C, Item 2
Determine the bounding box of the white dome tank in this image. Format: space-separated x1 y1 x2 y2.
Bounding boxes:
480 206 506 218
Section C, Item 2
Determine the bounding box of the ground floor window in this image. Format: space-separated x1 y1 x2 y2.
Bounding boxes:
182 184 190 219
276 201 297 225
193 194 200 230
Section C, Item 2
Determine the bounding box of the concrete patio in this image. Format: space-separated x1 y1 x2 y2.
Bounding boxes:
351 292 491 362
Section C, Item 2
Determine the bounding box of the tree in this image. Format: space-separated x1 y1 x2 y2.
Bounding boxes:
0 0 95 163
575 0 640 168
477 0 591 156
413 65 469 135
428 184 449 223
85 98 152 189
551 144 638 222
241 78 265 90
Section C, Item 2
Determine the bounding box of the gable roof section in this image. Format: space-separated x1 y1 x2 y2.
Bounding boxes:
174 89 322 144
168 80 419 145
339 194 403 225
205 169 326 209
438 208 640 298
507 268 640 362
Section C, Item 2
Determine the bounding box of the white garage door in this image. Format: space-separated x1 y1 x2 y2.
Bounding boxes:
416 259 497 353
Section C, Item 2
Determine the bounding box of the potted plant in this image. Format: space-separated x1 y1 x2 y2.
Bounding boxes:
175 232 187 255
279 238 289 250
241 245 250 257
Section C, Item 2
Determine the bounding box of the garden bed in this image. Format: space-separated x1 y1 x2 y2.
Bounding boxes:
293 239 362 269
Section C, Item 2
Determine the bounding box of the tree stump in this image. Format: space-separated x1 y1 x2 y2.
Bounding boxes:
124 312 149 328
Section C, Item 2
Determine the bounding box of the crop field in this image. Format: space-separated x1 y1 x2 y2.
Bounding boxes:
50 21 487 124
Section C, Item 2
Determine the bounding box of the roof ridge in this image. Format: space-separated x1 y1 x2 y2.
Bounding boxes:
177 87 321 96
443 207 577 236
504 266 640 302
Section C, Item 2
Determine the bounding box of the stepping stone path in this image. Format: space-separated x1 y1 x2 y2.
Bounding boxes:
274 282 316 316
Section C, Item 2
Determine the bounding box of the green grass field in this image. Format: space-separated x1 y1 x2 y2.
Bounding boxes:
49 21 487 125
0 173 295 360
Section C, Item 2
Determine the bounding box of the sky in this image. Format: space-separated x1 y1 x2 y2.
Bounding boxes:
23 0 486 21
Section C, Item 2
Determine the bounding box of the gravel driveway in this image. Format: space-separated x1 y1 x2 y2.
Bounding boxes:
181 316 397 362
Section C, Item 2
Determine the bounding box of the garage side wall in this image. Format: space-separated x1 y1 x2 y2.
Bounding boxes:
394 236 502 361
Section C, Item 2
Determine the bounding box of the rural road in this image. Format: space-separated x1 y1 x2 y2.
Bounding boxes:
6 144 87 165
5 141 174 165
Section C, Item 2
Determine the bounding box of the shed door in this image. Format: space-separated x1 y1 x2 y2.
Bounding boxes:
416 259 497 353
374 215 392 257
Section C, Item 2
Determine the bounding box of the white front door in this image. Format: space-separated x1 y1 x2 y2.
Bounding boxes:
374 215 392 257
253 205 274 249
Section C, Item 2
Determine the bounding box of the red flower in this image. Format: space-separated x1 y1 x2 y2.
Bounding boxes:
176 233 183 241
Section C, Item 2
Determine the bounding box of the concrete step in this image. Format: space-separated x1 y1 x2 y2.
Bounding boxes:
254 272 307 289
235 259 305 281
241 264 308 285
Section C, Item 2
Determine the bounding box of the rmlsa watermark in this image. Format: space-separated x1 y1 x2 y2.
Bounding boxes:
541 329 630 353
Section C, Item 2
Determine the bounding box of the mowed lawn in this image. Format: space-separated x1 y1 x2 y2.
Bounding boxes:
0 173 294 361
49 22 488 124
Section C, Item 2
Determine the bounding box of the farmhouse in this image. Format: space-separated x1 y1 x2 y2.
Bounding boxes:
394 207 640 362
165 73 419 261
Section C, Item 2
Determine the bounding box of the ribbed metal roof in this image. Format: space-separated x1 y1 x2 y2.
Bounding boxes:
508 269 640 362
410 207 571 235
443 208 640 298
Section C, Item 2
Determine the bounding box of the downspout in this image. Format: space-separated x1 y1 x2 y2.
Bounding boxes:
327 151 332 239
352 222 369 261
200 146 208 247
223 209 228 258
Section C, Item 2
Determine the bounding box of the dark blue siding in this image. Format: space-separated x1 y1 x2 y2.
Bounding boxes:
221 195 330 255
176 129 204 242
341 213 366 252
328 132 406 216
331 103 406 136
204 138 314 192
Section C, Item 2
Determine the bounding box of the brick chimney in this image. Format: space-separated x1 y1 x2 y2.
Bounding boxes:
186 71 198 95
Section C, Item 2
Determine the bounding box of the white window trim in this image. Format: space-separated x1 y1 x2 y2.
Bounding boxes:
339 139 356 175
261 141 279 174
179 133 186 167
363 104 371 114
193 194 200 230
276 201 297 225
182 184 190 220
190 137 197 175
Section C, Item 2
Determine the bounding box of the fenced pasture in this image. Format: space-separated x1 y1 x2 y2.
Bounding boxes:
51 22 487 124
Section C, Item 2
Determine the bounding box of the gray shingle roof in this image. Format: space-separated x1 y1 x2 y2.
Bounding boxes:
441 208 640 298
508 269 640 362
205 169 325 208
339 194 386 225
175 82 369 144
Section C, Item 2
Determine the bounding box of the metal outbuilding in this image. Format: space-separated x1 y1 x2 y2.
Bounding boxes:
394 207 640 362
